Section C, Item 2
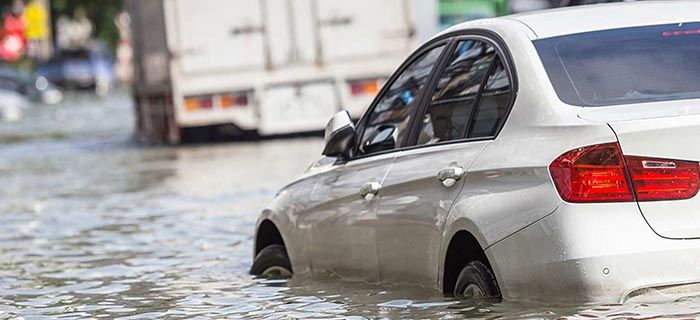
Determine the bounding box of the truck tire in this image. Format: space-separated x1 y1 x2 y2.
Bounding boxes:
250 244 293 278
453 260 500 299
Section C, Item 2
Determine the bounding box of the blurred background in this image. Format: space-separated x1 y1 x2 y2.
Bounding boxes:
3 0 669 319
0 0 631 142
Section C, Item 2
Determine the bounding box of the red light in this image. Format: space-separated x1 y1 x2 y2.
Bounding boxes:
625 156 700 201
350 82 364 95
550 142 700 203
199 97 213 109
220 92 249 109
662 29 700 37
549 143 634 203
349 79 379 96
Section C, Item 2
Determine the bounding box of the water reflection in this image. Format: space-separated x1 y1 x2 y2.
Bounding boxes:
1 92 700 318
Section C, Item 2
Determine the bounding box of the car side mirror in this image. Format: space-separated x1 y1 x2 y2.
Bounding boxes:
322 110 356 159
362 125 396 154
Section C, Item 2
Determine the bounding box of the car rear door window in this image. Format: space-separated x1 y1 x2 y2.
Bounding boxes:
416 40 496 145
469 58 511 138
358 45 445 156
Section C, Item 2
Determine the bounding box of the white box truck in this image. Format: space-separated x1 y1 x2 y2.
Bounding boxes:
127 0 431 143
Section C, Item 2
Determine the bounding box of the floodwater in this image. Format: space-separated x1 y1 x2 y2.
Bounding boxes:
1 92 700 319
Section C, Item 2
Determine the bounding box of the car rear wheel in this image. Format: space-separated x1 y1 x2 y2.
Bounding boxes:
250 244 293 278
453 260 500 299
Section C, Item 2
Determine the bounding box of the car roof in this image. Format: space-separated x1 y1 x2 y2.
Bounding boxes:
445 1 700 40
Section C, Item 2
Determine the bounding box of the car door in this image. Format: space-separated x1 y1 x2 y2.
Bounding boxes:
375 37 516 286
300 43 447 281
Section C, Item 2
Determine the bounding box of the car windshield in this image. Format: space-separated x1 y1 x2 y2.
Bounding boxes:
534 22 700 107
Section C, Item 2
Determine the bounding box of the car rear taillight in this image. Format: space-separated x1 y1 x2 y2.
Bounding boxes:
625 156 700 201
549 142 700 203
549 143 634 202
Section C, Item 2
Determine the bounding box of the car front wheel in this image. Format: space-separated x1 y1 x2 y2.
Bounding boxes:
250 244 293 278
453 260 500 299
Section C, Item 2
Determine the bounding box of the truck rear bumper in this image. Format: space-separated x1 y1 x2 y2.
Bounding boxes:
487 202 700 303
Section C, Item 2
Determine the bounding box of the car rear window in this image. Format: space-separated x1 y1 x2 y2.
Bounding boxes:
534 22 700 107
55 50 91 61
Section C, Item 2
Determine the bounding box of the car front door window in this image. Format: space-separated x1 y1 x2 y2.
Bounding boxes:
358 45 445 156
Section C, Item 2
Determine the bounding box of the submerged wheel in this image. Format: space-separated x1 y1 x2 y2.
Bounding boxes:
250 244 293 278
453 260 500 299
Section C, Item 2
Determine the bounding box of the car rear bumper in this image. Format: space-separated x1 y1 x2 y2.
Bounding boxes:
486 202 700 303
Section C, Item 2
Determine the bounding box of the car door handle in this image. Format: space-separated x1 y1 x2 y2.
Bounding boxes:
359 181 381 201
437 166 465 188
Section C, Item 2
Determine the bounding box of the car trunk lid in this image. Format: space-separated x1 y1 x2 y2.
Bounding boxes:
579 100 700 239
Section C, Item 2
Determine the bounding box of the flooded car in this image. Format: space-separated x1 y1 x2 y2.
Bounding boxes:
252 1 700 303
0 64 63 105
36 42 115 96
0 75 34 122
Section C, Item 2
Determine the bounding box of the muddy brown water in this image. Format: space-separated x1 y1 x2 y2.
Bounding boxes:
1 92 700 319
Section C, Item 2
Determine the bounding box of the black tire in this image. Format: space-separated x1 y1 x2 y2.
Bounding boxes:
453 260 500 299
250 244 293 278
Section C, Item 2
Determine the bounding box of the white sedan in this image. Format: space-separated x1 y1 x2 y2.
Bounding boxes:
252 1 700 303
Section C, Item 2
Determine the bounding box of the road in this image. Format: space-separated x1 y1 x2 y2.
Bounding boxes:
0 91 697 318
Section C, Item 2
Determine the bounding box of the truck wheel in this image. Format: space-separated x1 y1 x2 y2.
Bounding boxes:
250 244 293 278
453 260 500 299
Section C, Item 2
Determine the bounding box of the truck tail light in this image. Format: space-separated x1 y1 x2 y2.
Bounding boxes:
349 79 380 96
184 95 213 111
549 142 700 203
220 92 249 109
184 96 199 111
185 91 249 111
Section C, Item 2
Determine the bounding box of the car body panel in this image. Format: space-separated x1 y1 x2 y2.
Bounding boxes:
577 99 700 240
607 113 700 239
256 174 319 275
299 152 396 282
578 99 700 123
376 141 489 286
489 201 700 303
510 1 700 40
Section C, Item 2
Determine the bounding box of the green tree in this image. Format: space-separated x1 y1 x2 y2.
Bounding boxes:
50 0 122 51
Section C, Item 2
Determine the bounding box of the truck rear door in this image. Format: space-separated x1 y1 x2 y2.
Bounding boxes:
316 0 414 63
263 0 317 68
169 0 267 74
